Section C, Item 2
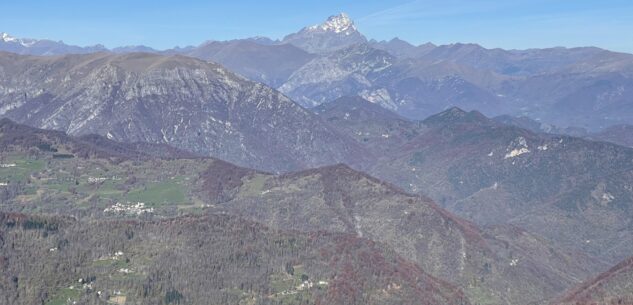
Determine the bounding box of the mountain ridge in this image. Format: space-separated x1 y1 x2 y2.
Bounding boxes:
0 51 367 172
4 14 633 129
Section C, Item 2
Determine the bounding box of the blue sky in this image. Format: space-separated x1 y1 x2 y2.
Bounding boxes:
1 0 632 52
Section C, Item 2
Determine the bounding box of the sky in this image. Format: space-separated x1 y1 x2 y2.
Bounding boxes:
1 0 632 53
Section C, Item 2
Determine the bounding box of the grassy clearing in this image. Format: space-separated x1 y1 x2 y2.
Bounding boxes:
0 157 45 182
126 179 187 205
466 285 501 305
93 180 125 199
92 257 129 269
269 265 309 293
238 174 268 197
45 287 82 305
1 152 213 217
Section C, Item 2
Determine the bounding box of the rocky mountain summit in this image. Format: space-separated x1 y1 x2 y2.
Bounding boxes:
282 13 367 53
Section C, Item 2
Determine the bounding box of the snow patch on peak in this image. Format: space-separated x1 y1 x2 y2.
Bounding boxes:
0 32 37 47
308 13 356 34
1 32 17 42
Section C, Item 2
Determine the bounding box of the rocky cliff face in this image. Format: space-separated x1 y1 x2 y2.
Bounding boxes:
279 44 396 108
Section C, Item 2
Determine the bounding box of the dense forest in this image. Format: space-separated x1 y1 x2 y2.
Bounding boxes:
0 212 468 305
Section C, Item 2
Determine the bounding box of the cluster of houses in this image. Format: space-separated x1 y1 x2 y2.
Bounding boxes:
103 202 154 215
87 175 121 183
275 279 329 297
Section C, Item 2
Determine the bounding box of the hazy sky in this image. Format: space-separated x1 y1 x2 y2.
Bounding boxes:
1 0 632 52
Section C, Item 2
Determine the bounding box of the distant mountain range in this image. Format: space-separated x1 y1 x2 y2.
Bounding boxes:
0 32 108 55
3 13 633 130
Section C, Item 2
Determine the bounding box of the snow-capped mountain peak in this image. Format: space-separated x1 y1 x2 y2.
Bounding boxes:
0 32 38 47
1 32 18 43
282 13 366 53
308 13 356 34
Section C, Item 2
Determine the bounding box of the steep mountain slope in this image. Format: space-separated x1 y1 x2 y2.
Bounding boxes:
277 42 506 117
0 51 364 172
200 162 603 305
313 96 427 154
315 102 633 265
0 118 197 160
555 256 633 305
0 212 470 305
358 107 633 264
278 44 396 108
316 102 633 269
282 13 367 54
